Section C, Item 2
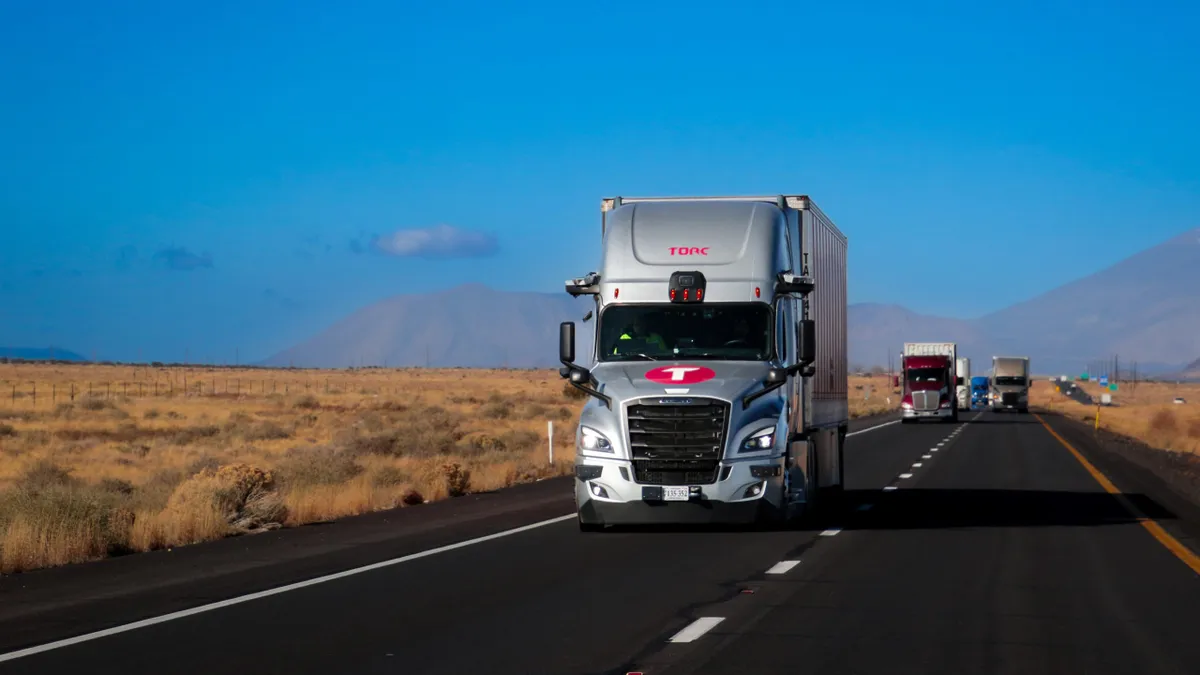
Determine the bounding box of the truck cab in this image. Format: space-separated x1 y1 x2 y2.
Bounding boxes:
899 342 961 424
970 376 989 408
990 356 1031 413
558 195 849 531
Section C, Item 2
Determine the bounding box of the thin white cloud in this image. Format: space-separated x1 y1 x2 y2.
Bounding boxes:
371 224 497 258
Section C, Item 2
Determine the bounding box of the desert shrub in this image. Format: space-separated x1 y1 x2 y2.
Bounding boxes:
562 381 588 400
481 394 514 420
442 463 471 497
293 394 320 410
164 463 286 533
0 423 15 437
401 489 425 506
371 465 408 487
277 445 363 487
171 425 221 446
143 408 161 420
0 482 134 572
1149 409 1178 435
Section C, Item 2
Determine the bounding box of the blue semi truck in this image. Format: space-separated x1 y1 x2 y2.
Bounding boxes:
970 376 989 408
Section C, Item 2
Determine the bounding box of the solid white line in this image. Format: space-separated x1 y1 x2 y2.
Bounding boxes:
912 462 923 467
766 560 801 574
846 419 900 437
669 617 725 643
0 513 577 663
899 473 913 479
820 528 842 537
857 503 874 511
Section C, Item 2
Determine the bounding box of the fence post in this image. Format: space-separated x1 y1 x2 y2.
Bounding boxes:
31 382 36 407
548 420 554 465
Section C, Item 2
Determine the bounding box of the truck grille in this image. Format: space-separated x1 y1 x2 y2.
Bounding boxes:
627 399 728 485
912 390 939 411
1002 392 1019 406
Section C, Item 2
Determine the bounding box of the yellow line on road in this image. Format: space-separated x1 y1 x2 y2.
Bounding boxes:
1034 413 1200 577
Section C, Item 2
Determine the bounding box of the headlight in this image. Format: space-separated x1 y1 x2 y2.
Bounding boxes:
741 426 776 452
940 401 951 409
901 402 912 409
579 427 613 453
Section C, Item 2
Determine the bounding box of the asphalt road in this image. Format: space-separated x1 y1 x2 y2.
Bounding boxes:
3 410 1200 675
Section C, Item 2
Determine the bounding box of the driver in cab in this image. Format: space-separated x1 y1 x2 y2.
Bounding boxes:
614 317 668 354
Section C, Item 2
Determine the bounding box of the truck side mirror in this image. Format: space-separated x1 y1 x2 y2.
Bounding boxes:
797 319 816 366
559 321 576 365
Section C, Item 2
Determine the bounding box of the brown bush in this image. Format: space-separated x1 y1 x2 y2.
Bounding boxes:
0 423 15 437
562 381 588 400
1149 409 1178 435
277 445 364 487
442 463 471 497
165 463 287 533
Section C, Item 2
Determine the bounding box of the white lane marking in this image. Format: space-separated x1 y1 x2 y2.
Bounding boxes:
766 560 801 574
922 454 932 459
820 528 842 537
0 513 577 663
937 442 945 446
857 503 874 511
899 473 913 479
669 617 725 643
846 419 900 437
912 462 923 467
883 486 898 491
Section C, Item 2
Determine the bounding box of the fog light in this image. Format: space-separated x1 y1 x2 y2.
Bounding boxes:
590 483 609 499
742 481 767 498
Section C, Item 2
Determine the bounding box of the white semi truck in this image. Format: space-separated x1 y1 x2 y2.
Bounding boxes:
558 195 850 530
955 357 971 411
990 356 1031 413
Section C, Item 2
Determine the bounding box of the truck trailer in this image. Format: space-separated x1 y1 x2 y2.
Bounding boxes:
899 342 961 423
990 356 1031 412
955 357 971 411
558 195 849 531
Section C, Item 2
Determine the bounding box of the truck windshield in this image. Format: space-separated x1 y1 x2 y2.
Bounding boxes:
906 368 944 383
994 376 1026 386
598 303 773 362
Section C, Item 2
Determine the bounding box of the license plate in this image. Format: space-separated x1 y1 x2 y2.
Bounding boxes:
662 486 690 501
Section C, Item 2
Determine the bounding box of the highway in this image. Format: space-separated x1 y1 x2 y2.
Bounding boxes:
2 410 1200 674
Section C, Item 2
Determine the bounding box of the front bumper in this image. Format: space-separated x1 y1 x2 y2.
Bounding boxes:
574 455 788 526
901 406 954 420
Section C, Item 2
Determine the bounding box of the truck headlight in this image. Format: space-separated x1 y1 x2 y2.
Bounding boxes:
579 427 613 453
741 426 776 452
940 401 951 409
901 402 912 409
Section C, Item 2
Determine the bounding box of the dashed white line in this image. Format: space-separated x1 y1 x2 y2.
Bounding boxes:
883 486 899 491
922 454 932 459
857 503 874 511
912 462 923 467
766 560 801 574
820 528 842 537
669 617 725 643
899 473 913 479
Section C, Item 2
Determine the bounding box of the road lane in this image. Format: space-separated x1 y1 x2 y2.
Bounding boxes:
637 411 1200 675
0 413 931 674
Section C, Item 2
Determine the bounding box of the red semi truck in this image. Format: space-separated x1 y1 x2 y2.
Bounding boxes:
897 342 961 424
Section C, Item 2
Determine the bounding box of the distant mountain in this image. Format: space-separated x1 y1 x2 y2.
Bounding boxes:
262 283 595 369
266 228 1200 374
0 347 87 362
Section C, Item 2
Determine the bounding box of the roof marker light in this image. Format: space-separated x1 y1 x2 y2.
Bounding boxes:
614 288 619 298
755 286 761 298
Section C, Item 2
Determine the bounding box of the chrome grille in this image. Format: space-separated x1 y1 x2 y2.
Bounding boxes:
626 399 729 485
912 390 939 411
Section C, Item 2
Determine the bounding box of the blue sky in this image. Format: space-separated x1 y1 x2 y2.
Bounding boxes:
2 0 1199 363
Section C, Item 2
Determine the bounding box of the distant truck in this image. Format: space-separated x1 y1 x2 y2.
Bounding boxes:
970 376 989 408
955 357 971 410
990 356 1031 413
558 194 849 531
899 342 961 423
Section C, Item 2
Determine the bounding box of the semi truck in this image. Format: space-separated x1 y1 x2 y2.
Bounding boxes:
955 357 971 410
558 194 849 531
970 375 989 408
990 356 1031 412
899 342 961 423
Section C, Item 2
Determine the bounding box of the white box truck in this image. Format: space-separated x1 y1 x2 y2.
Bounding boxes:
955 357 971 411
558 195 849 531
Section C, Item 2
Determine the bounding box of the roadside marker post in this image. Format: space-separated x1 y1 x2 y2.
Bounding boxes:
548 420 554 465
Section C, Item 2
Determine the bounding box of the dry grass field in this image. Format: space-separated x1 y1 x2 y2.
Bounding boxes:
0 363 896 574
1032 378 1200 454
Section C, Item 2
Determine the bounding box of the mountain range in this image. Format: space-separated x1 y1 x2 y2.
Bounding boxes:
263 228 1200 375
